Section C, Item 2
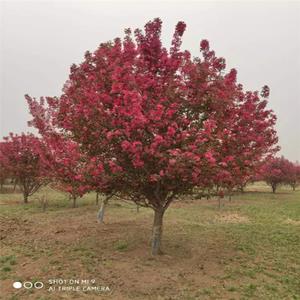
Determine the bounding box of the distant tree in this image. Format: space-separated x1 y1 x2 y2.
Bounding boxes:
262 156 295 193
26 18 278 255
286 162 300 191
39 135 91 208
0 133 46 203
0 144 9 191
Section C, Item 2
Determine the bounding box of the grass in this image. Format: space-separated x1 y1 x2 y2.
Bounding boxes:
0 183 299 299
114 240 129 251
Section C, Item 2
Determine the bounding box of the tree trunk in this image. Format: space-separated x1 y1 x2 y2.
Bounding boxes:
228 187 233 201
42 200 47 212
96 192 99 205
24 193 29 204
72 196 77 208
97 197 108 223
218 196 222 209
272 184 276 193
151 209 164 255
13 180 17 192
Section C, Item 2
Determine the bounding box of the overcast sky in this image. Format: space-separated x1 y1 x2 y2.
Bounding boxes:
0 0 299 161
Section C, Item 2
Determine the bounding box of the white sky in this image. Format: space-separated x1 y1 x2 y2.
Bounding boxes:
0 0 299 161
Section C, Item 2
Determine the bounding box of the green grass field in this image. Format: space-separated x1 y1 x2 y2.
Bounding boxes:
0 183 299 299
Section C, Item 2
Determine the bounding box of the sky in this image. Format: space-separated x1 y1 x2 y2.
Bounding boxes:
0 0 299 162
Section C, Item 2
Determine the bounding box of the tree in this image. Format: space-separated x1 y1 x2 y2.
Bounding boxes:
262 156 294 193
26 18 278 255
213 84 279 196
38 135 91 208
0 144 10 192
0 133 46 203
285 161 300 191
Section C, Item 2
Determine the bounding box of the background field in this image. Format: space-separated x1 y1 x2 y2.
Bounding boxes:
0 183 299 300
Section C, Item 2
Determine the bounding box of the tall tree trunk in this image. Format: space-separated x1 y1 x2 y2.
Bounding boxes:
151 209 164 255
96 192 99 205
97 197 108 223
272 184 276 193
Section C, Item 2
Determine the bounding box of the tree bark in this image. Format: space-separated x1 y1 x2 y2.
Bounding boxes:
96 192 100 205
272 184 276 193
13 180 17 192
42 199 47 212
218 196 222 209
151 209 165 255
72 196 77 208
97 197 108 223
24 193 29 204
228 187 233 201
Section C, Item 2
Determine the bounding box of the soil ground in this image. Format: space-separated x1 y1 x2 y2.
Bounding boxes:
0 182 299 299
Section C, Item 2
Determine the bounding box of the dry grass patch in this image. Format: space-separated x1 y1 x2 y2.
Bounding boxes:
283 218 300 225
216 213 250 224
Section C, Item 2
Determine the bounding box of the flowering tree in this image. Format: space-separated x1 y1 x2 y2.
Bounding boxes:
39 135 91 208
26 18 278 255
0 133 46 203
262 156 295 193
213 84 279 195
0 145 10 191
285 161 300 191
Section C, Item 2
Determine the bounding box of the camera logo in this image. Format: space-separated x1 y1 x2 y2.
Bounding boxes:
13 281 44 289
